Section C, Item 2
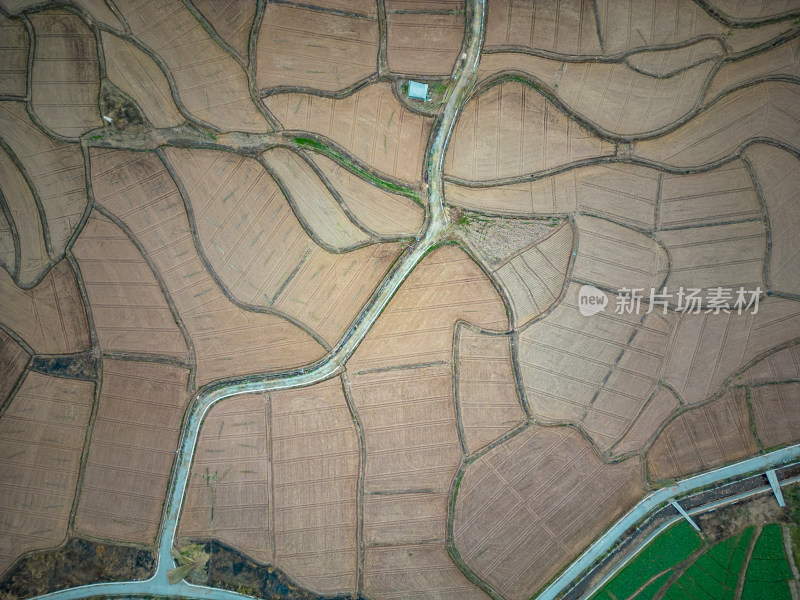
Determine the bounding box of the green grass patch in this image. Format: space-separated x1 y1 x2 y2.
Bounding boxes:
591 522 703 600
791 526 800 574
293 137 420 203
741 524 792 600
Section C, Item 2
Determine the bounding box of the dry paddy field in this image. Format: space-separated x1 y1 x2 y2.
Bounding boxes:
256 3 378 92
0 371 94 573
647 389 758 481
385 1 464 77
445 80 615 182
72 212 189 360
74 359 189 545
453 426 642 600
179 378 359 596
0 0 800 598
89 147 324 384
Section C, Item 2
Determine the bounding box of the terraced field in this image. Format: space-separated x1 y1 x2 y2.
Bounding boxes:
0 1 799 600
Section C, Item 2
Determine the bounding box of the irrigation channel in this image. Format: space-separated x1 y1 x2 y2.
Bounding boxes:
30 0 800 598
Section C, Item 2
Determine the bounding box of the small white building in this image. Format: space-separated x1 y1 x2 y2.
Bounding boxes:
408 80 429 101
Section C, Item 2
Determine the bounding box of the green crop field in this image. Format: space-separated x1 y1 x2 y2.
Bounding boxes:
741 524 793 600
591 522 703 600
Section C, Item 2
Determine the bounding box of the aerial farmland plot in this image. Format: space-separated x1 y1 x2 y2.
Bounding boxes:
0 1 800 599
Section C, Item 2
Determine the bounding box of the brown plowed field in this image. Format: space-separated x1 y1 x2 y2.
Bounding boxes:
270 378 359 595
179 393 271 565
518 284 678 449
0 211 13 275
346 246 509 598
312 154 423 237
627 40 723 77
749 383 800 448
0 371 94 574
454 426 642 600
264 83 432 183
574 164 660 229
29 10 101 138
192 0 255 57
656 220 765 295
456 325 524 453
741 345 800 385
0 101 87 257
256 3 378 92
74 359 189 544
477 52 559 89
351 364 459 493
595 0 724 55
647 389 758 481
364 543 491 600
711 0 800 18
0 144 50 287
554 60 713 135
181 378 359 596
348 245 508 374
89 148 325 384
658 161 761 229
493 222 572 326
581 311 678 451
115 0 269 133
100 31 185 129
261 147 371 249
0 330 29 405
706 37 800 100
613 386 680 456
0 259 90 355
484 0 602 55
634 82 800 168
445 162 660 228
746 144 800 294
363 491 448 546
445 81 614 182
572 215 668 292
0 16 27 97
386 11 463 76
662 298 800 405
72 212 189 359
70 0 124 30
162 147 401 347
723 21 796 53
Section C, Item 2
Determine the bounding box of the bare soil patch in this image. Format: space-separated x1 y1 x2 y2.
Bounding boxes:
456 324 525 453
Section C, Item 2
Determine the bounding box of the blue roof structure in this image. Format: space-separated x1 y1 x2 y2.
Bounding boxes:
408 80 428 100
